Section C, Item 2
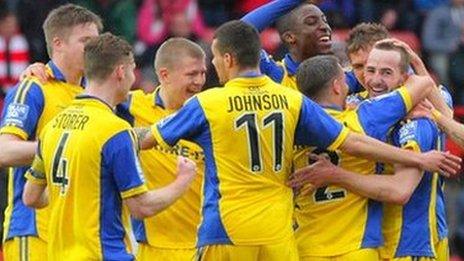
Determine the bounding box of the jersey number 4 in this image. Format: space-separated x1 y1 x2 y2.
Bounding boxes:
51 132 70 194
235 112 283 172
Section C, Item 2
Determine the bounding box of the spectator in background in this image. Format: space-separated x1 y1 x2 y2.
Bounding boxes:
137 0 209 49
198 0 234 26
16 0 68 63
72 0 137 44
0 10 29 90
136 0 211 91
319 0 356 28
423 0 464 87
449 27 464 104
0 9 29 113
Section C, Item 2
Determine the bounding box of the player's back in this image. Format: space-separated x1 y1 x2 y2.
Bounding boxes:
153 74 347 248
195 75 303 245
39 95 137 261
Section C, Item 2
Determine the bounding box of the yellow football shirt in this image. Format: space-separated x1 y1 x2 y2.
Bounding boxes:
151 75 349 247
117 88 204 249
381 118 442 259
0 61 84 242
293 87 412 257
26 95 147 260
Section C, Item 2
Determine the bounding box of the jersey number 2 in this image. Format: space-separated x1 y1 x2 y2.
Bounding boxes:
310 149 346 203
51 132 70 194
235 112 283 172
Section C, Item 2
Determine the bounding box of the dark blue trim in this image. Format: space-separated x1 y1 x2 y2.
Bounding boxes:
131 218 148 243
100 134 136 261
361 199 383 248
154 88 165 108
76 95 113 111
194 105 231 247
282 54 299 76
116 94 134 126
320 104 343 111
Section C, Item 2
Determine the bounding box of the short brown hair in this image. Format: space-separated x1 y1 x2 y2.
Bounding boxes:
214 20 261 68
346 23 389 55
154 37 205 71
373 41 410 73
43 4 103 57
84 33 133 82
297 55 342 100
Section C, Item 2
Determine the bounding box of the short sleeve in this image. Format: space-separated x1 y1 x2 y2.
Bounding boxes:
151 96 208 148
102 130 148 199
393 119 436 153
259 49 285 83
0 79 44 140
357 86 412 140
295 96 349 150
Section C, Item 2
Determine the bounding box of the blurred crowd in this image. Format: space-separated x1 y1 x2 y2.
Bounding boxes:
1 0 464 99
0 0 463 259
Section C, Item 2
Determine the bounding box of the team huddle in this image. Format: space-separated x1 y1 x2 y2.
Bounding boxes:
0 1 462 261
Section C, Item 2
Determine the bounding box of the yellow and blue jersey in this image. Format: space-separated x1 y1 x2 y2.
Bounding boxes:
0 61 84 242
151 75 349 247
116 88 205 249
293 87 412 257
259 50 299 90
381 118 442 258
25 95 147 260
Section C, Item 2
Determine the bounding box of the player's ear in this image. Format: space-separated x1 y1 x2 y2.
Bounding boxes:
51 36 62 53
333 78 342 95
224 53 233 68
282 31 296 46
115 64 125 81
157 67 169 83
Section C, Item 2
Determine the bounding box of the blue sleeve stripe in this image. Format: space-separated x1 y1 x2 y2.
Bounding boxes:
13 79 31 104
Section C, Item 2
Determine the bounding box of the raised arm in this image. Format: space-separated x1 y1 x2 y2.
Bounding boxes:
241 0 302 32
434 109 464 149
124 156 196 219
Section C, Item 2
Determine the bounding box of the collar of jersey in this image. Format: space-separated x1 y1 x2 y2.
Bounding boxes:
153 86 165 109
75 94 113 111
225 74 268 88
283 54 299 76
47 60 87 88
321 104 344 111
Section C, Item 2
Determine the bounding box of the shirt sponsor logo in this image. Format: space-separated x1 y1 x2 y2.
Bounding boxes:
3 103 30 128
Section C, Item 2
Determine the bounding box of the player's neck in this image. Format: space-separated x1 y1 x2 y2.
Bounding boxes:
85 82 120 108
317 95 345 110
232 66 261 79
158 85 181 110
52 57 83 85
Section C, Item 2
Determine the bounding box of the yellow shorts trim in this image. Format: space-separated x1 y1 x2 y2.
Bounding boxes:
300 248 380 261
3 236 46 261
196 240 298 261
136 244 195 261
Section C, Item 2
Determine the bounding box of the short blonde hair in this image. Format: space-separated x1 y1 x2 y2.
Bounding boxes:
43 4 103 57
